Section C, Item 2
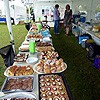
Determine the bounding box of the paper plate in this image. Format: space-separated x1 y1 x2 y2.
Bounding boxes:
0 92 37 99
33 62 67 74
26 57 38 64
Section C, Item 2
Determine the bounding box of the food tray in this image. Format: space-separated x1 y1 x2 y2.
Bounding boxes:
38 73 72 100
1 75 34 93
0 92 37 100
33 62 67 74
14 53 29 62
4 65 34 77
36 46 55 52
37 51 59 60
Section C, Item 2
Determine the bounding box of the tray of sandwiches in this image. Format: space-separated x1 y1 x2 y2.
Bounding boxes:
1 75 34 93
38 73 72 100
4 65 34 77
33 58 67 74
0 92 37 100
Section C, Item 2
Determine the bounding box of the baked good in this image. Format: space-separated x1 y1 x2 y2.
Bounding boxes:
36 59 66 74
4 77 33 91
7 65 34 76
39 75 69 100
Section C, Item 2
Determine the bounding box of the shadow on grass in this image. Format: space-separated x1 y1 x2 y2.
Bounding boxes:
50 27 100 100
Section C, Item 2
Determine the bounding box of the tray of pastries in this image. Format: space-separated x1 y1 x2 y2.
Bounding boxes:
38 51 59 60
33 58 67 74
29 28 38 33
4 65 34 77
26 34 43 40
36 46 54 52
14 53 29 62
1 75 34 93
38 73 72 100
0 92 37 100
36 41 52 47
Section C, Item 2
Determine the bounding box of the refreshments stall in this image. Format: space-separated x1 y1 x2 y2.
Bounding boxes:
0 22 72 100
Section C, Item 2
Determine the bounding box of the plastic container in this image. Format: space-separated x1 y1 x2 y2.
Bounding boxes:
80 16 86 23
78 36 89 44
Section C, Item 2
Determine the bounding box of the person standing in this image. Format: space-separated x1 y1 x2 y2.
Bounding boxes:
53 4 60 34
64 4 72 36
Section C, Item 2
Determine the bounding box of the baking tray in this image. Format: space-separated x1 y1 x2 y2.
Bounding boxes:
38 73 73 100
0 92 37 100
1 75 34 93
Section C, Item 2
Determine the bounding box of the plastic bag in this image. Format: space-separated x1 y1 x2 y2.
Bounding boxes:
87 43 100 61
0 45 15 67
94 55 100 69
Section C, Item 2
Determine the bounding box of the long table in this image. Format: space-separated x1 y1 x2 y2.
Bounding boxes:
72 23 100 46
0 26 71 99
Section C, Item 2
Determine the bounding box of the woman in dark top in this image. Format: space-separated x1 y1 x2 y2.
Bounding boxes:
64 4 72 36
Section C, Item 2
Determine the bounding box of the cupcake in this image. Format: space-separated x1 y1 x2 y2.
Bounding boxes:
40 82 45 87
41 97 47 100
52 87 57 91
56 78 61 82
40 87 46 93
54 91 59 96
53 96 60 100
48 97 53 100
46 78 50 82
57 82 62 86
60 91 65 96
52 82 56 86
40 78 45 83
60 96 67 100
47 87 51 91
58 86 63 91
41 93 47 98
47 91 53 97
46 82 51 86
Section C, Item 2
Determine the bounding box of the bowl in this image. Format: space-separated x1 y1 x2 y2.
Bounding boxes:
26 57 38 64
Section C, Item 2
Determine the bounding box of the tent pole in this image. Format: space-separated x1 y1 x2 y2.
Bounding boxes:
4 0 15 53
28 0 30 21
90 0 93 20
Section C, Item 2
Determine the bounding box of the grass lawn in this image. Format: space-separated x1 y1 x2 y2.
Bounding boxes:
0 23 27 88
50 28 100 100
0 24 100 100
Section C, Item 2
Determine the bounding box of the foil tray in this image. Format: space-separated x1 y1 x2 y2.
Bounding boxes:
1 75 34 93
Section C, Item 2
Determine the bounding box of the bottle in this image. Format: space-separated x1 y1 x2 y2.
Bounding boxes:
29 39 35 54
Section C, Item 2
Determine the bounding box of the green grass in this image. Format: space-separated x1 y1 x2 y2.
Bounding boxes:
0 24 100 100
0 24 27 88
50 28 100 100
